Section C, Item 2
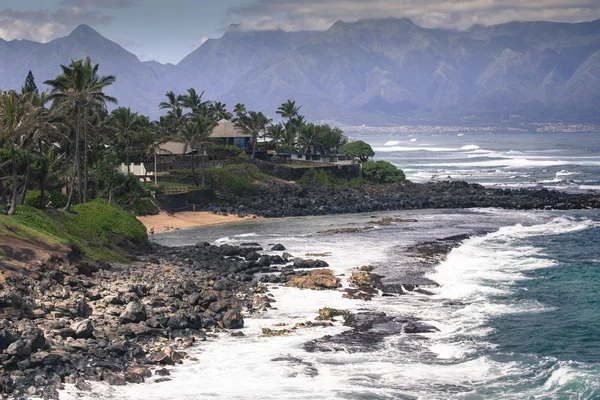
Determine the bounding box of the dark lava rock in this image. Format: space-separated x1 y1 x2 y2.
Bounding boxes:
303 312 438 353
167 315 190 330
222 310 244 329
119 301 147 324
271 244 286 251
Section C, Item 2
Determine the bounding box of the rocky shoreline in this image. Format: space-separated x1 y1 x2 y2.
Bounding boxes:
0 241 316 398
221 180 600 218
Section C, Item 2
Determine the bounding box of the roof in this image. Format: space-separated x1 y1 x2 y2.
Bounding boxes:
210 119 251 139
156 141 192 155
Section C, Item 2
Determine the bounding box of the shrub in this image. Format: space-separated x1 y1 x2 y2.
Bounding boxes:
299 169 345 189
24 190 68 209
126 198 160 216
207 145 243 160
362 161 406 183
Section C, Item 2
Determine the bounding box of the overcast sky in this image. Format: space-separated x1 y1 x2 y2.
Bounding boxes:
1 0 599 64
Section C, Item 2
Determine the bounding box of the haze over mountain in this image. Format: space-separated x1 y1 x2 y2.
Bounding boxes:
1 19 599 126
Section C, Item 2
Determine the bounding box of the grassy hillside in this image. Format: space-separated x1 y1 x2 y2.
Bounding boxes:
0 202 148 263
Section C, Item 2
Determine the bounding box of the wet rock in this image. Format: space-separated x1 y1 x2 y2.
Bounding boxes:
155 368 170 376
271 244 286 251
222 310 244 329
286 269 340 290
292 259 329 269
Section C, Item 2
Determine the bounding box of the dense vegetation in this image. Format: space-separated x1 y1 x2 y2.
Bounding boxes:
0 61 354 217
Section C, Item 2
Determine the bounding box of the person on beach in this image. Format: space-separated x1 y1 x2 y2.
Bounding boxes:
149 226 155 236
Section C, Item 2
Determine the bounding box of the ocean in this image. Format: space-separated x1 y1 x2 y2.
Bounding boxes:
63 132 600 399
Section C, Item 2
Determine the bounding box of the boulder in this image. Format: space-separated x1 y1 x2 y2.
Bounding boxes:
271 244 286 251
167 315 190 330
286 269 340 290
119 301 147 324
7 340 32 357
222 310 244 329
72 320 94 339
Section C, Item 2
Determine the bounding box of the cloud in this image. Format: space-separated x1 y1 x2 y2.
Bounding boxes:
60 0 137 9
191 35 210 51
0 7 111 42
228 0 600 31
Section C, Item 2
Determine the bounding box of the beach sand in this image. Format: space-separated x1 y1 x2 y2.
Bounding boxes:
137 211 259 234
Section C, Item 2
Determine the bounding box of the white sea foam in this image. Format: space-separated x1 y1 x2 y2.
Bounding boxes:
410 138 418 142
461 144 480 150
384 140 401 146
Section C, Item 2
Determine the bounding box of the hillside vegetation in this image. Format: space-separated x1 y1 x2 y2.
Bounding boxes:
0 202 148 263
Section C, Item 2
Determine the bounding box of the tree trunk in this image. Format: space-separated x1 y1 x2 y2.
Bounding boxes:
126 136 131 174
191 146 196 185
7 142 17 216
83 107 89 203
19 149 31 205
252 136 256 159
64 104 81 212
201 144 206 187
39 173 45 210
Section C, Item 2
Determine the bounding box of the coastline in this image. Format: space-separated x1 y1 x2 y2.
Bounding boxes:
137 211 263 234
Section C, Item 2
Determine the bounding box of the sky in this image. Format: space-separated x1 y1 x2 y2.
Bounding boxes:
1 0 600 64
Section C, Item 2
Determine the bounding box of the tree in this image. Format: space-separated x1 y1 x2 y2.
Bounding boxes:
210 101 232 121
80 57 117 203
0 91 35 215
110 107 141 173
233 103 246 122
340 140 375 162
192 115 218 187
45 57 115 210
267 122 285 153
277 100 302 120
23 71 39 95
180 88 210 117
317 125 348 154
297 123 323 154
234 111 270 158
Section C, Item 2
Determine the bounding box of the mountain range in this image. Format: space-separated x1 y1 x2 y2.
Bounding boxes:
1 19 599 126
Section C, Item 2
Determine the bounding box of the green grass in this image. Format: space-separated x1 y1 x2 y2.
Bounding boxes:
0 202 148 263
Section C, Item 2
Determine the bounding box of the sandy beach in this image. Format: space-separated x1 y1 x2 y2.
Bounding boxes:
137 211 259 234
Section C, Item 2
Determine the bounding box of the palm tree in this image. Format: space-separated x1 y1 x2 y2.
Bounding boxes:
110 107 140 173
298 123 324 154
179 115 218 185
283 115 306 151
235 111 270 159
0 90 34 215
277 100 302 121
232 103 246 122
18 91 62 205
267 122 285 154
45 57 115 210
80 57 117 203
210 101 232 121
180 88 210 116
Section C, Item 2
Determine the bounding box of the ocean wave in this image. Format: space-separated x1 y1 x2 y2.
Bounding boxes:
461 144 480 151
384 140 401 146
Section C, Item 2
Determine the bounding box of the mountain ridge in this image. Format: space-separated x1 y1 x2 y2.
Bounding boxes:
1 20 599 126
